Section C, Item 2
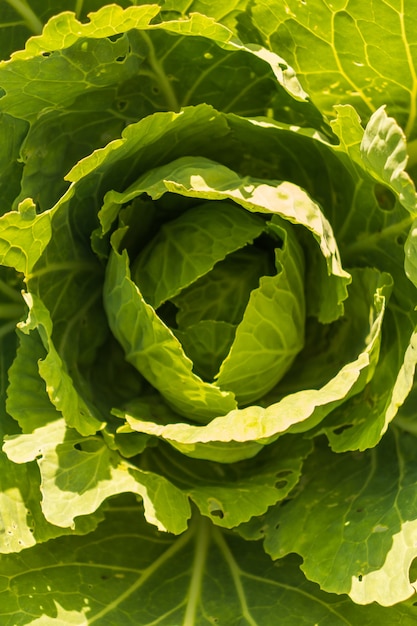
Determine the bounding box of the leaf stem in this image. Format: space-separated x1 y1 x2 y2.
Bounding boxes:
4 0 43 35
74 0 84 18
140 31 180 112
183 516 210 626
342 215 415 258
213 527 258 626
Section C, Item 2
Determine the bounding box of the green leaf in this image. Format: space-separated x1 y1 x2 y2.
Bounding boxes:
142 434 313 528
3 418 191 534
0 450 106 555
173 245 274 329
360 107 417 214
1 302 105 553
104 244 237 423
317 309 417 452
0 3 329 211
174 320 237 381
17 292 104 436
216 218 305 403
0 199 55 275
132 200 266 308
246 0 417 138
0 1 137 61
328 105 417 315
160 0 249 25
259 428 417 607
2 499 417 624
6 327 59 433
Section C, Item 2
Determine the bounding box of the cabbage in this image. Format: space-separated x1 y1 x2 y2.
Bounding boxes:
1 2 417 622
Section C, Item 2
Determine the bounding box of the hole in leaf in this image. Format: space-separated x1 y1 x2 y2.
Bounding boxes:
117 100 127 111
42 51 52 57
333 423 353 435
374 183 396 211
116 55 126 63
358 574 363 582
396 234 406 246
151 85 160 95
275 480 287 489
208 498 224 519
276 470 292 478
409 557 417 583
74 443 82 451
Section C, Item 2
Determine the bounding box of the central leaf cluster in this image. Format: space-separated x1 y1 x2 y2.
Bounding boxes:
131 201 304 396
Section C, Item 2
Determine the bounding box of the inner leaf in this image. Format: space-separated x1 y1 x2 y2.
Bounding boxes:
173 244 276 328
131 201 267 309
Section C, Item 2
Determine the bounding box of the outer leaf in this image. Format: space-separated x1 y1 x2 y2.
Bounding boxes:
17 292 103 436
160 0 249 25
0 199 54 275
3 418 191 535
1 499 417 624
317 310 417 452
0 450 105 555
0 1 136 61
258 428 417 606
6 327 60 433
360 106 417 214
0 3 326 211
139 434 313 528
0 291 105 553
246 0 417 139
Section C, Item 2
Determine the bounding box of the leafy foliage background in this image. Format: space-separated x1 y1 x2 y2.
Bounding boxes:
1 1 417 624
